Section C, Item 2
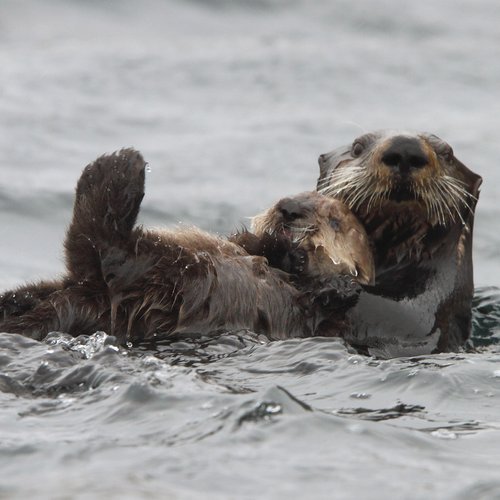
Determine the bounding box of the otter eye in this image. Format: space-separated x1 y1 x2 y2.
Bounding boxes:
427 134 454 163
330 219 340 231
443 145 454 163
351 142 364 157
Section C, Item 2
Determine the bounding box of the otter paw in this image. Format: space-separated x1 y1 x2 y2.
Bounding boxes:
286 246 308 275
78 148 146 194
314 275 362 311
71 149 147 242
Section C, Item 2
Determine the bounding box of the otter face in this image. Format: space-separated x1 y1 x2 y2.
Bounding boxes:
317 131 482 228
251 191 374 285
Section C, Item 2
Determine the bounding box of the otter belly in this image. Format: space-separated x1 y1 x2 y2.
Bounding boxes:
346 292 441 357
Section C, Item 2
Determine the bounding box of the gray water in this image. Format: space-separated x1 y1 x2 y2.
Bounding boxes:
1 0 500 498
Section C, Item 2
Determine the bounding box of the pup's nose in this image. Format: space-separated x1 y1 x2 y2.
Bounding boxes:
277 198 305 221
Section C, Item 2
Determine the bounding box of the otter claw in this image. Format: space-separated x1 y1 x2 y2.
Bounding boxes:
288 247 308 275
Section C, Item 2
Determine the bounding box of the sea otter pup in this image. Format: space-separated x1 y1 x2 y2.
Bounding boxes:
317 130 482 355
0 149 373 344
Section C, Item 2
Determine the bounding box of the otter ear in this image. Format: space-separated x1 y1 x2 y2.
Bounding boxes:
317 145 351 191
472 174 482 201
453 157 482 211
424 133 482 211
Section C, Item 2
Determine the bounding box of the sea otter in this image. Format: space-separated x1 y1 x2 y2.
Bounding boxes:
317 130 482 355
251 191 374 286
0 149 373 344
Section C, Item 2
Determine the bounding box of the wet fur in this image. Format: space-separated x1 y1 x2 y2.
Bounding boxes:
317 131 482 353
251 191 374 286
0 150 361 343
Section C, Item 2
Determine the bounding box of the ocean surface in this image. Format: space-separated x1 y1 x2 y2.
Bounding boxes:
1 0 500 498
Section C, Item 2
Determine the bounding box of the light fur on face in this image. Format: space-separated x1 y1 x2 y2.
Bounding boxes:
252 191 374 285
318 131 478 227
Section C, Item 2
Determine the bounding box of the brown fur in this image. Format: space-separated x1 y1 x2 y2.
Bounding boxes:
251 191 374 285
0 150 370 344
317 130 482 353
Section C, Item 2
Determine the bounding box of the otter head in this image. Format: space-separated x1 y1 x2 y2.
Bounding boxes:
316 130 483 312
317 131 482 229
251 191 374 285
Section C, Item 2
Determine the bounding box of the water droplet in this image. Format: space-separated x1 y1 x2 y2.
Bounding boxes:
266 403 282 414
431 429 457 440
145 164 152 173
350 392 371 399
126 341 133 349
348 355 362 364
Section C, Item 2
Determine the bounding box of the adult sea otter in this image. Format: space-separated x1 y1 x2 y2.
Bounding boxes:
317 130 482 355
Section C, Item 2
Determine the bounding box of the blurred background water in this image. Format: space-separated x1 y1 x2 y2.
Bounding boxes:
1 1 500 499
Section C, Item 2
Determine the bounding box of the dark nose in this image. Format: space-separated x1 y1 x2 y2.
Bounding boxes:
277 198 305 221
381 137 429 175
